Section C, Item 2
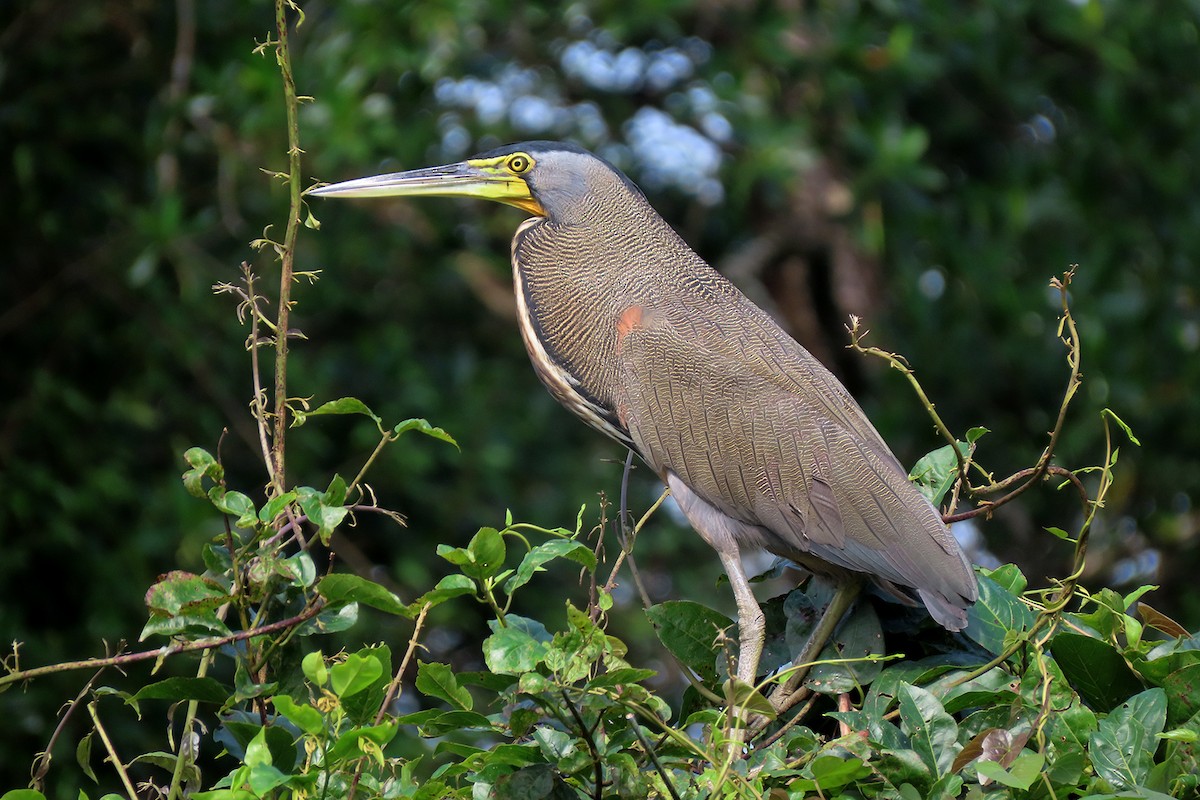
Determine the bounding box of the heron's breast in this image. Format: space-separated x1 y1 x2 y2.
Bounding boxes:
510 218 633 447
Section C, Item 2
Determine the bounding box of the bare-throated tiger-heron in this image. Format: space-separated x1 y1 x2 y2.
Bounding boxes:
310 141 978 690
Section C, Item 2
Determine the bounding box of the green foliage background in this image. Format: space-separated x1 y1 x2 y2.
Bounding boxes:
3 0 1200 793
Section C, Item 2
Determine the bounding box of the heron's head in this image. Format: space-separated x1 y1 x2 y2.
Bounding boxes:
309 141 643 225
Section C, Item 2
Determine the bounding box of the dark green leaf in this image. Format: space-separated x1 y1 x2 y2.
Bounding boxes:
131 677 230 704
805 600 885 694
468 527 506 579
964 572 1035 654
897 682 959 777
1089 688 1167 789
645 600 733 683
396 709 494 737
1160 662 1200 726
75 731 96 782
317 573 414 617
1051 632 1142 712
416 661 472 711
588 667 657 687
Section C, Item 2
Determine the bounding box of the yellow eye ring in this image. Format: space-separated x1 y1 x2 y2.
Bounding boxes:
507 154 532 174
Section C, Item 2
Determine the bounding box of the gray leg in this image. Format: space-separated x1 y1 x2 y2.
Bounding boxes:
666 472 766 684
716 548 766 684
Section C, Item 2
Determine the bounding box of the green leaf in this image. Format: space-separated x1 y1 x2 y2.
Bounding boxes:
976 751 1043 789
330 652 385 698
131 677 230 704
965 426 989 444
504 539 597 595
810 755 872 791
301 651 328 686
258 491 297 523
1051 632 1142 712
317 573 414 617
940 669 1020 714
396 709 493 737
722 678 776 719
802 596 886 694
588 667 657 688
244 726 273 766
417 574 476 607
291 396 382 429
964 572 1035 654
280 552 317 587
76 731 96 782
897 682 959 777
2 793 49 800
439 527 507 580
304 602 358 635
483 626 549 675
1102 408 1141 446
182 447 223 498
983 563 1028 595
140 571 232 640
468 527 506 579
341 646 392 726
645 601 733 683
416 661 473 711
392 417 459 448
1044 525 1075 541
1089 688 1168 789
909 440 970 506
272 695 324 736
208 488 258 529
1046 699 1097 765
245 764 290 796
295 476 350 543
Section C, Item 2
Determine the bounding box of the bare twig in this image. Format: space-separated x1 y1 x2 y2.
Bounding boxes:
29 665 107 791
0 601 325 690
268 0 306 497
88 701 138 800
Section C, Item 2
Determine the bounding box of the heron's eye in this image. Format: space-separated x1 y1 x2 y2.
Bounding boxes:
507 154 532 174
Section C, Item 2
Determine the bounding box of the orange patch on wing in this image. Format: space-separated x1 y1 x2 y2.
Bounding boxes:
616 305 644 342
